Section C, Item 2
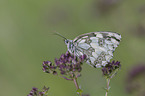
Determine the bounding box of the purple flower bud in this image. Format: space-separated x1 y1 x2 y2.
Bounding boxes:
102 67 108 75
59 64 66 69
53 71 57 75
39 92 44 95
43 61 52 66
60 54 65 59
65 51 70 57
27 87 38 96
32 87 38 91
68 56 72 63
55 58 60 66
60 70 66 74
77 67 82 72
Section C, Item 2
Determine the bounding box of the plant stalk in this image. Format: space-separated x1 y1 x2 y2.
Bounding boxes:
73 78 82 96
105 78 110 96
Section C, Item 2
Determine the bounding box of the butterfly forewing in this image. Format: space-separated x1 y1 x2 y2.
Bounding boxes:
73 32 121 68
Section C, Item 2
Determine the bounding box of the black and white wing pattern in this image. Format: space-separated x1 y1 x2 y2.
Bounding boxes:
73 32 121 68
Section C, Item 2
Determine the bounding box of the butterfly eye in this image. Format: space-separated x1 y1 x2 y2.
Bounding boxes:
65 40 69 44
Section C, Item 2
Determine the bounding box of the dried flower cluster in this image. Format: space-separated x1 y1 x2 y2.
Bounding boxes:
27 86 49 96
42 51 87 80
42 61 57 75
102 60 121 78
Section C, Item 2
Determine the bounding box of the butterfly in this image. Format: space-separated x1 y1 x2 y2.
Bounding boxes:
56 32 121 68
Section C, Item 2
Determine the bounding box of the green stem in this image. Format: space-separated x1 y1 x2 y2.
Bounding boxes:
73 78 82 96
105 78 110 96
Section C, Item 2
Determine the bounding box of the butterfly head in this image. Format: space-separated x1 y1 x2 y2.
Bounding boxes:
64 39 75 54
54 32 75 54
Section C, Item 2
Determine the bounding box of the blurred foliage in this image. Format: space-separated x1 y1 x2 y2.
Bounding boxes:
0 0 145 96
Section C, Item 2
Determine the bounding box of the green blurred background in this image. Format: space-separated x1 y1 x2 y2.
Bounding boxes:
1 0 145 96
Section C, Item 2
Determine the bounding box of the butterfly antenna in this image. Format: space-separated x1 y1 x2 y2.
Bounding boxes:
54 32 67 40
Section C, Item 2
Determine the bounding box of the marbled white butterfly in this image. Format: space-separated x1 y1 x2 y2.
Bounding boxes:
57 32 121 68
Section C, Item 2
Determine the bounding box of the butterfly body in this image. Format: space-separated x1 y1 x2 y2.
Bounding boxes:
65 32 121 68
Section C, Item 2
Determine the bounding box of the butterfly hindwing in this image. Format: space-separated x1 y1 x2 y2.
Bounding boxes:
73 32 121 68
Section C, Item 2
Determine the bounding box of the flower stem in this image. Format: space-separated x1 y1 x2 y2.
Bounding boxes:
105 78 110 96
73 78 82 96
73 78 79 89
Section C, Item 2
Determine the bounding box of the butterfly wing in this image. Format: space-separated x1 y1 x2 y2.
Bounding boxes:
73 32 121 68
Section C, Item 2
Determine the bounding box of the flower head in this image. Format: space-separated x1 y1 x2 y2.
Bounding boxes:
102 60 121 78
42 61 57 75
55 52 86 74
42 51 87 80
27 86 49 96
27 87 38 96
